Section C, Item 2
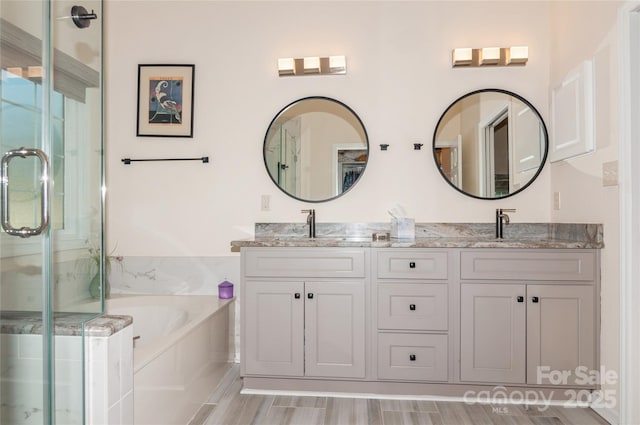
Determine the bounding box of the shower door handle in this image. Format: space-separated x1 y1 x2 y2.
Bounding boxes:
1 147 50 238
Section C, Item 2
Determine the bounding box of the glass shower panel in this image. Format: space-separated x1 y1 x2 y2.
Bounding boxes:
50 0 103 315
1 0 103 424
1 2 54 424
51 2 104 424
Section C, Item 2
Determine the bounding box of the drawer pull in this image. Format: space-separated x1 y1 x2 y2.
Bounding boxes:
294 293 301 299
517 296 524 303
532 296 539 303
307 293 314 299
409 262 416 269
409 304 416 311
409 354 416 361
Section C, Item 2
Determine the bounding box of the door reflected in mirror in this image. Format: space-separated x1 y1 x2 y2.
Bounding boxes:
264 97 369 202
433 89 548 199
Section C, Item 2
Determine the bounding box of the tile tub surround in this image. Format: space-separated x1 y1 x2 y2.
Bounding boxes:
107 256 240 296
230 222 603 249
0 313 133 425
106 256 241 363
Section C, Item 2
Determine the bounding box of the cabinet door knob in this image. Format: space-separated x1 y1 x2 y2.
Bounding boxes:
409 354 416 361
532 296 539 303
294 293 301 299
409 304 416 311
409 261 416 269
517 296 524 303
307 293 314 299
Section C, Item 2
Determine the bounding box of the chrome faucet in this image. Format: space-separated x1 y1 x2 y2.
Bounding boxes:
301 209 316 238
496 208 516 239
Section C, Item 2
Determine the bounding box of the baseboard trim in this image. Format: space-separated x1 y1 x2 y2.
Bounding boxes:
241 386 591 409
591 405 618 424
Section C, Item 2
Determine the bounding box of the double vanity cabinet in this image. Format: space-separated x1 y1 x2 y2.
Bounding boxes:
233 225 601 397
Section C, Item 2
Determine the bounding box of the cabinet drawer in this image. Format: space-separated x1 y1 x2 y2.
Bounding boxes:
460 250 596 281
377 250 448 280
378 333 448 381
244 248 366 278
378 284 448 331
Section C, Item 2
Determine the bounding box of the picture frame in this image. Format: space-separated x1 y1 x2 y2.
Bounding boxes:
136 64 195 137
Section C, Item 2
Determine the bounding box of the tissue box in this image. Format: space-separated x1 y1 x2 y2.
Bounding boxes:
391 218 415 239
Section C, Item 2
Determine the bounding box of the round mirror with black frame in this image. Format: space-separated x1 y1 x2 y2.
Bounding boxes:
432 89 548 200
264 96 369 203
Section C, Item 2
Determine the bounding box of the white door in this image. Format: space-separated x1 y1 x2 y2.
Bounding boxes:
434 135 462 187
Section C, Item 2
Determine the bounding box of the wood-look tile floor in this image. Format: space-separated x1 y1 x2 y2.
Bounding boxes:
188 366 610 425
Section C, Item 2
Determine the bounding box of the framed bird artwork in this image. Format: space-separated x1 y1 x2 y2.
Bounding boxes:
137 64 195 137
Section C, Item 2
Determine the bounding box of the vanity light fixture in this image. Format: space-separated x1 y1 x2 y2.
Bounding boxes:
277 58 296 76
506 46 529 65
452 48 473 66
452 46 528 67
329 55 347 73
278 55 347 76
303 57 321 74
480 47 501 65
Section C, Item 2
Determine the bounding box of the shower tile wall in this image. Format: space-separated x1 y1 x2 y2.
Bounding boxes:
0 334 83 424
0 259 98 312
108 256 241 361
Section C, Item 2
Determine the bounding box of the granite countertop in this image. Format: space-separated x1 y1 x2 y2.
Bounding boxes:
0 311 132 337
231 223 604 249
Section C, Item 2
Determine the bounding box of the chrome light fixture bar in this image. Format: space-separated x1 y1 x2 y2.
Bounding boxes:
452 46 528 67
278 55 347 76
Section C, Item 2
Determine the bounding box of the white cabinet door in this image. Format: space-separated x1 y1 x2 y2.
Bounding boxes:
304 280 366 378
460 283 526 383
244 280 304 376
460 283 596 386
527 285 595 385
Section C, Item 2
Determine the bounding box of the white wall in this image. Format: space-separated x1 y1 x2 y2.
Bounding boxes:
548 1 622 421
104 0 552 257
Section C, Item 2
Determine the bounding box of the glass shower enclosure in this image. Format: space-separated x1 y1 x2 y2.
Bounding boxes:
0 0 103 423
